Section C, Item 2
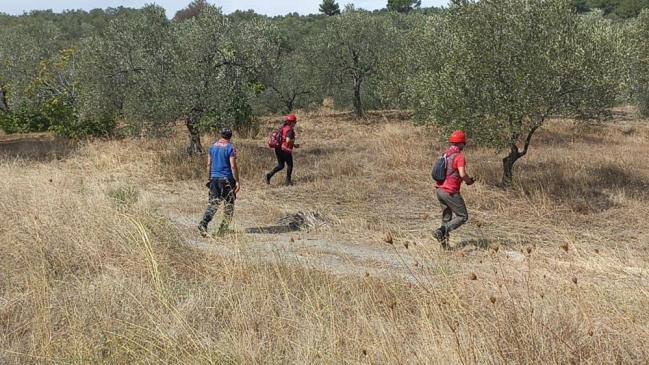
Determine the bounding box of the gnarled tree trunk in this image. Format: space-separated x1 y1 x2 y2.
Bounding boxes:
501 123 541 188
352 77 364 118
501 144 522 187
186 114 203 155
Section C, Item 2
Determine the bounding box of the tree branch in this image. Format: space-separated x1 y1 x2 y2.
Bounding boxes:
519 122 541 158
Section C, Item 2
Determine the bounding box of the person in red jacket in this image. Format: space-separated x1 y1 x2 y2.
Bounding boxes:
433 130 475 248
266 114 300 186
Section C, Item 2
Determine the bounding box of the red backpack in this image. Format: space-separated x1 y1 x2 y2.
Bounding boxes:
267 126 284 148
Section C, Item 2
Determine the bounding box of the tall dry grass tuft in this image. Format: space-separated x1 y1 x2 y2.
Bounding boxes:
1 112 649 363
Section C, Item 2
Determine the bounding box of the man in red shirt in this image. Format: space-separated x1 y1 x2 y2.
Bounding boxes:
433 130 475 248
266 114 300 186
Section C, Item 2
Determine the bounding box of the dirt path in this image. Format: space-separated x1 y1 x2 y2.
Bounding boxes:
152 185 449 282
148 178 540 288
170 212 431 283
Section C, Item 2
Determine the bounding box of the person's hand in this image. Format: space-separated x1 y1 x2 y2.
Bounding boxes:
234 181 241 194
294 143 301 148
205 179 212 188
466 177 475 186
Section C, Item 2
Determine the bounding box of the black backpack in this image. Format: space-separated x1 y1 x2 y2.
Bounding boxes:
432 153 458 184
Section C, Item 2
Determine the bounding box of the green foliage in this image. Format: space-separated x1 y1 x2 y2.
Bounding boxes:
320 0 342 16
0 1 640 154
107 185 139 209
314 12 399 117
172 6 282 152
627 10 649 115
413 0 619 185
259 50 320 113
0 108 50 134
387 0 422 13
374 13 435 110
575 0 649 17
76 5 176 137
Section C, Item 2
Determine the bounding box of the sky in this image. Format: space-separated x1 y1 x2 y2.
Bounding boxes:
0 0 448 17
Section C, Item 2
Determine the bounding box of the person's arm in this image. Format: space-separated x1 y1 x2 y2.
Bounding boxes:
206 154 212 179
230 156 240 193
286 129 298 148
458 166 475 185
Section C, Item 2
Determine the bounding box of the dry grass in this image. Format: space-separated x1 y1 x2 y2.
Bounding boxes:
1 110 648 363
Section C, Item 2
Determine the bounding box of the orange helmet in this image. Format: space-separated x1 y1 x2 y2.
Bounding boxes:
449 130 466 144
285 114 297 122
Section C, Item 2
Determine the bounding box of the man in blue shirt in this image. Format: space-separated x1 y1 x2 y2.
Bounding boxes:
199 127 241 237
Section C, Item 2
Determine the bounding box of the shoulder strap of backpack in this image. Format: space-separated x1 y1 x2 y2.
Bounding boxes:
446 152 460 177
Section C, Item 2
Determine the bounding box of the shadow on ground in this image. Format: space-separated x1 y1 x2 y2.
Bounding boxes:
0 134 76 161
245 225 300 234
451 238 517 250
516 161 649 214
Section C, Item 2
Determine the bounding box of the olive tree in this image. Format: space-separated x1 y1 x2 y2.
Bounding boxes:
375 13 444 110
0 21 78 134
76 5 176 136
172 6 280 153
415 0 619 187
259 50 319 113
628 10 649 116
0 25 37 115
315 11 398 118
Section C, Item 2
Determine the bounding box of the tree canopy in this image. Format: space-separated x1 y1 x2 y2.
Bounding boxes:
319 0 341 16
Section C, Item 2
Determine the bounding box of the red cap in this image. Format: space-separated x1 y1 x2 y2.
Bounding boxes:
449 130 466 144
285 114 297 122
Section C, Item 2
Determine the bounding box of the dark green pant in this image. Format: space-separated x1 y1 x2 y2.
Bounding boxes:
436 189 468 232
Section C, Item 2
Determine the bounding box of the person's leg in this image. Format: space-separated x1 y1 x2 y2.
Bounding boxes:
443 193 469 232
267 148 286 182
217 179 236 235
199 180 222 235
285 152 293 185
434 189 453 246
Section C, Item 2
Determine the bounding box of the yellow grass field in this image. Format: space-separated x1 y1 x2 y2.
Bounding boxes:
1 110 648 364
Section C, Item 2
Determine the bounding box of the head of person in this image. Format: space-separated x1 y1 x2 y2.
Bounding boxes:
284 114 297 126
449 130 466 149
219 127 233 140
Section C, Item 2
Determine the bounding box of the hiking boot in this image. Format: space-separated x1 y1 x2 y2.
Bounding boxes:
284 180 293 186
198 224 209 237
265 173 271 185
441 234 450 250
433 226 448 244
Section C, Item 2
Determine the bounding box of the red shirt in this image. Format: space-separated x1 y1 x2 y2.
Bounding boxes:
436 146 466 194
281 125 296 153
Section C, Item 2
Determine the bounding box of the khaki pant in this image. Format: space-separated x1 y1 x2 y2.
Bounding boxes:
436 189 468 232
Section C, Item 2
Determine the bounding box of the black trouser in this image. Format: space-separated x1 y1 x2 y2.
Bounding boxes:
268 148 293 183
200 178 236 232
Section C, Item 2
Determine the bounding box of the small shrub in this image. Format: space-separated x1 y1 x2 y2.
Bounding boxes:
107 185 139 209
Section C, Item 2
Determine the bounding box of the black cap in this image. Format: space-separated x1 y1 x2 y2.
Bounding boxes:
219 127 233 139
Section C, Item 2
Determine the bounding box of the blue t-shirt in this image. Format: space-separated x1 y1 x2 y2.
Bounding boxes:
209 140 237 179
